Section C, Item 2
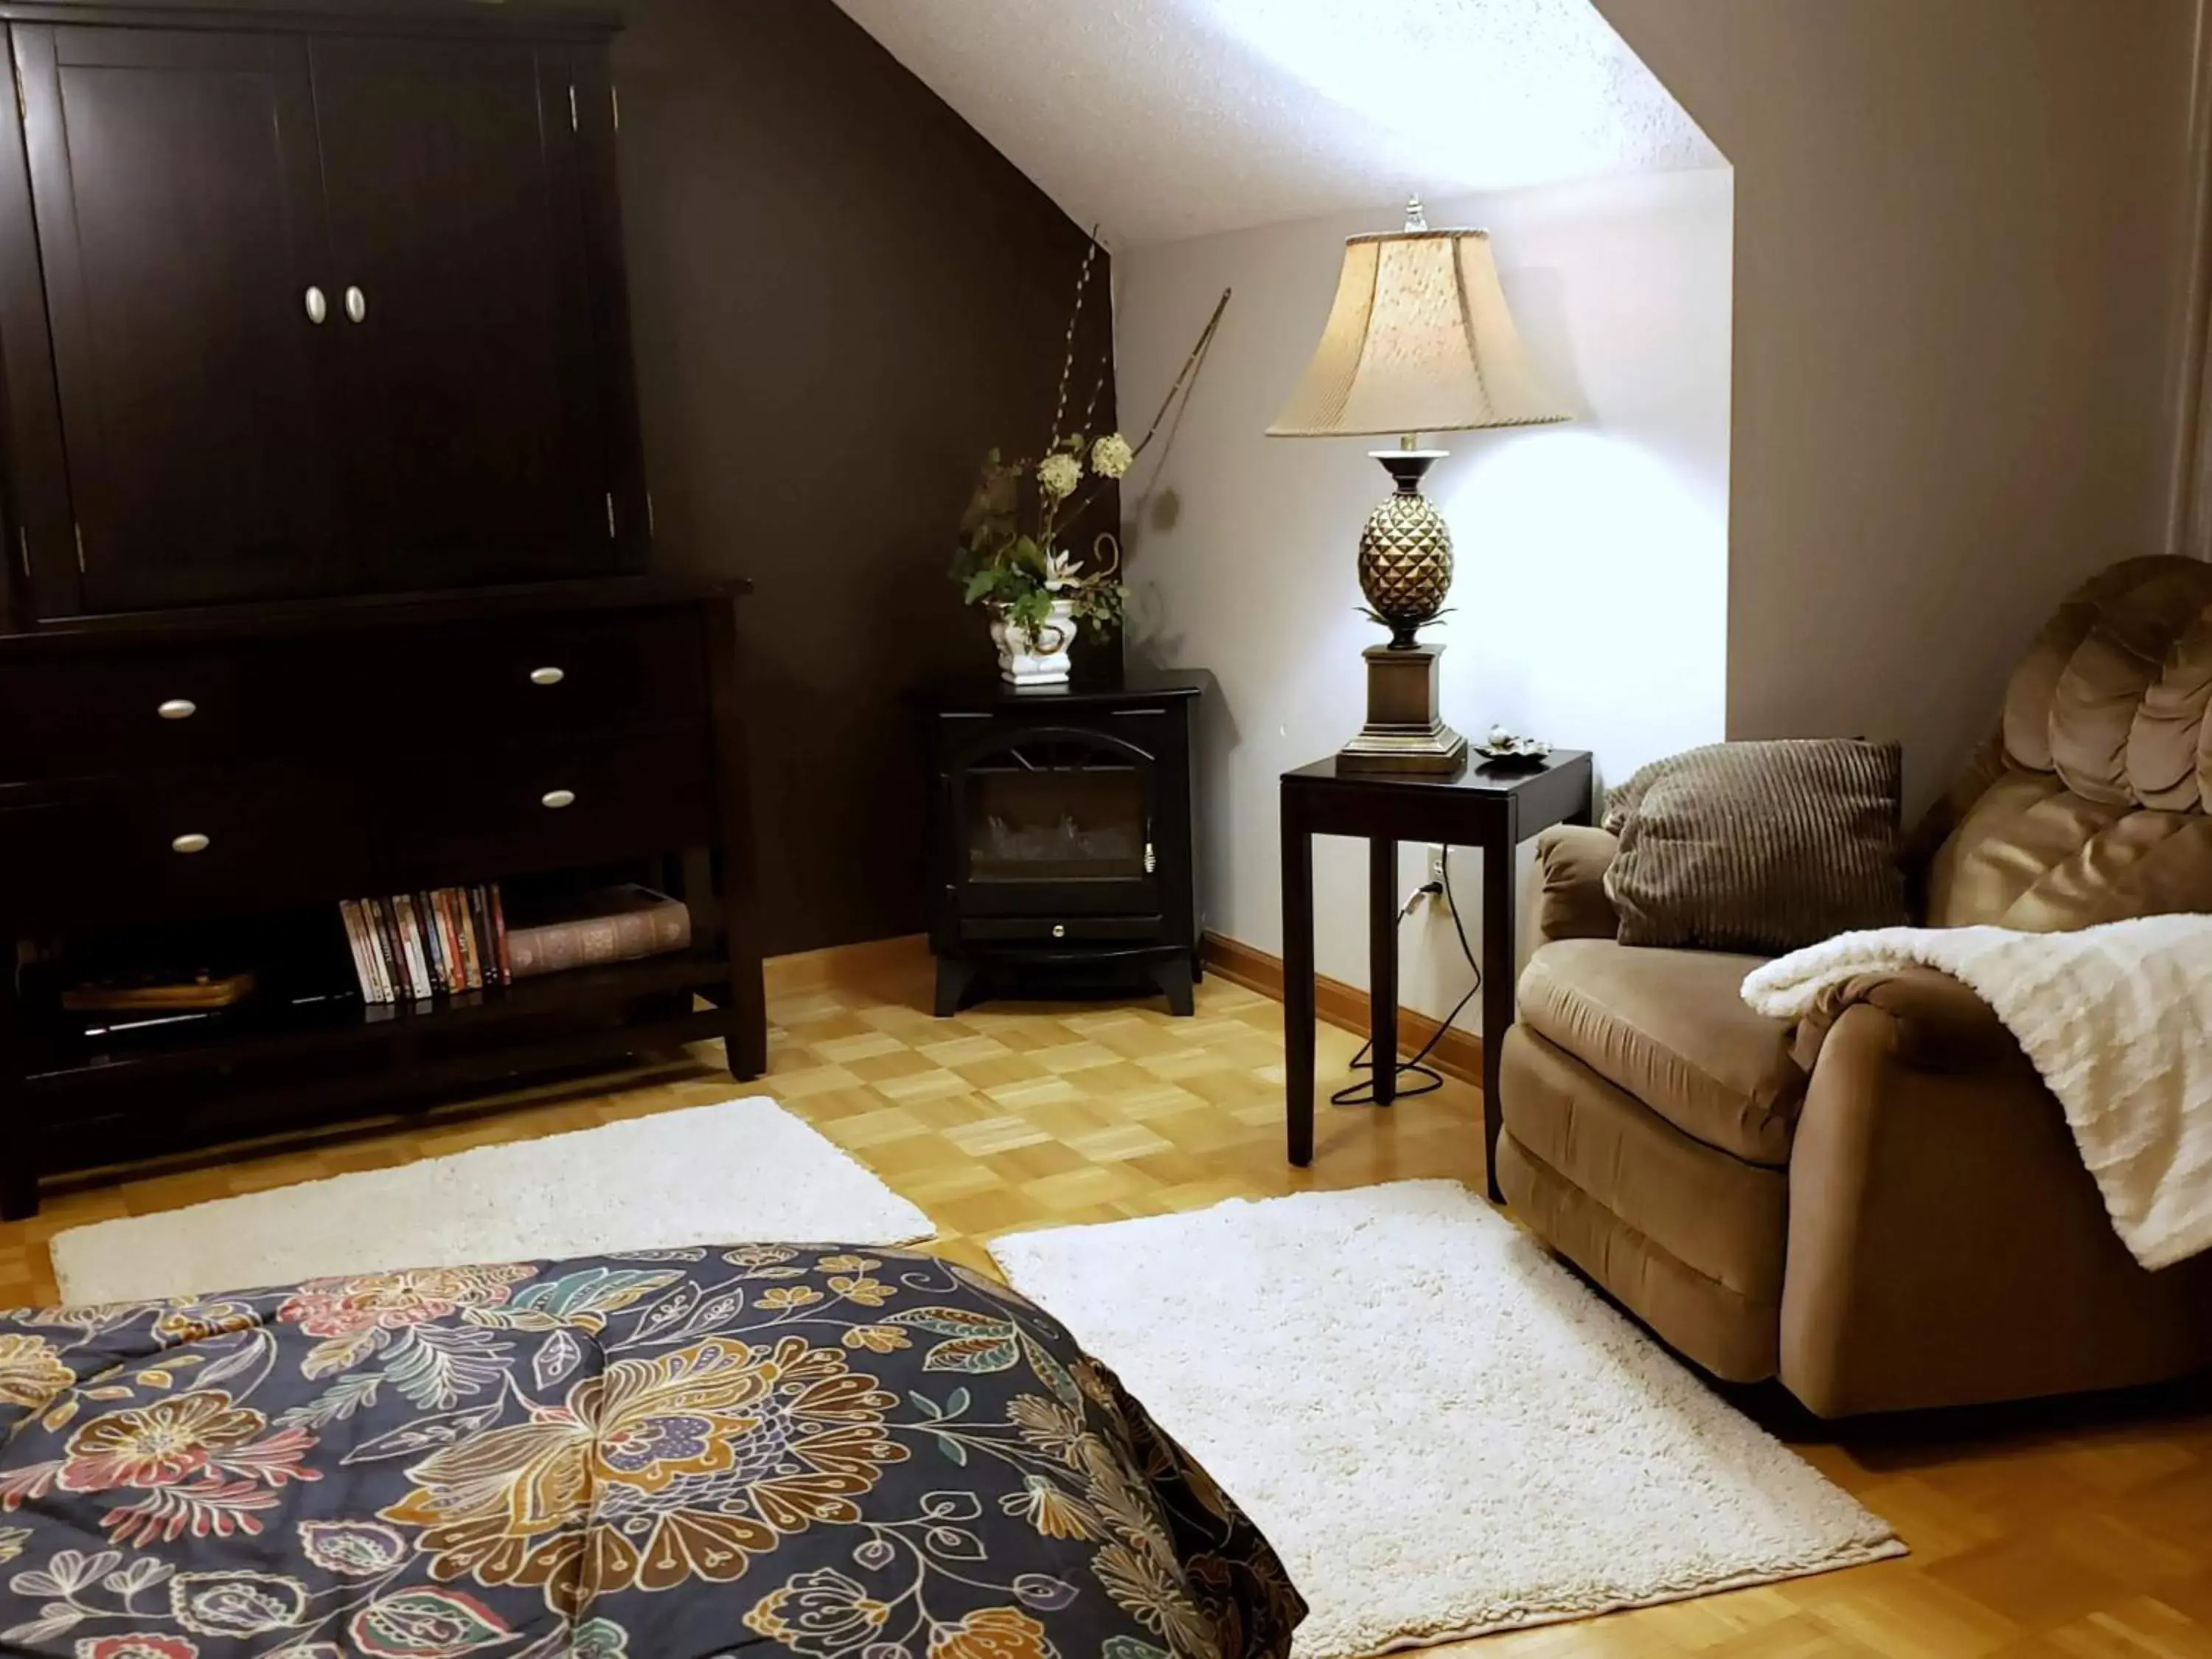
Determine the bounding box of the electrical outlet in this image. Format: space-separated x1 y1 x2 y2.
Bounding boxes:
1427 844 1450 909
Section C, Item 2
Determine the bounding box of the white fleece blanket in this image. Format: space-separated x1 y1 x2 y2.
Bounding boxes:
1742 914 2212 1270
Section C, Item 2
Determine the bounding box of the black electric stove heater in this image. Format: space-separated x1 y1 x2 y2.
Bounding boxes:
918 672 1202 1017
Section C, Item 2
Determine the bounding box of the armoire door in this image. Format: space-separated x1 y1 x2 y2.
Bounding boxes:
310 37 616 591
13 27 343 611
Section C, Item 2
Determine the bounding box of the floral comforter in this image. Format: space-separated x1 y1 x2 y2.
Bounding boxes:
0 1245 1301 1659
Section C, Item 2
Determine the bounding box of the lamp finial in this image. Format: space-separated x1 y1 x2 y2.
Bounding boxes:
1404 195 1427 232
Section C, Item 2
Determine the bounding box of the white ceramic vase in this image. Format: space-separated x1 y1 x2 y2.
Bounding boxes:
991 597 1077 686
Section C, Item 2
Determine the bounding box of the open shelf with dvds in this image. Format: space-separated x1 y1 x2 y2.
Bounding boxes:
13 854 755 1188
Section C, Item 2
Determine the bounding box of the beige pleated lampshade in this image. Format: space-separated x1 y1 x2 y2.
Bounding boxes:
1267 228 1572 437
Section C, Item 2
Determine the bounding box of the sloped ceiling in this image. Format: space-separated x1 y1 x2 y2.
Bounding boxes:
830 0 1722 247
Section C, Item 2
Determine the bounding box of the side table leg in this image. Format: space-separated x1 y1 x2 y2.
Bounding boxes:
1283 800 1316 1166
1368 837 1398 1105
1480 818 1518 1203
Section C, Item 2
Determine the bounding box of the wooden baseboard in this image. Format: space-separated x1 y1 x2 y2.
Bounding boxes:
763 933 928 996
1201 932 1484 1088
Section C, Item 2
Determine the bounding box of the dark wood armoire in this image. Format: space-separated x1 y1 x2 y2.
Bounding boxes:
0 0 765 1218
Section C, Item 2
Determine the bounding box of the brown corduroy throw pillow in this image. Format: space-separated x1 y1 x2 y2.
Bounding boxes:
1601 739 1908 954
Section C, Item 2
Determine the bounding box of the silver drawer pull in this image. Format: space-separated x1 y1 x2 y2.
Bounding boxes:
541 789 576 810
1051 923 1066 939
172 832 211 855
158 698 197 721
305 285 328 325
529 666 565 686
344 285 367 324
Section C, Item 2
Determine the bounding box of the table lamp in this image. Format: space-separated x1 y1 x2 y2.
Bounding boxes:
1268 198 1571 773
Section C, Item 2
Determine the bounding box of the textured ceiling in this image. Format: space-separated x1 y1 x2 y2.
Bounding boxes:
830 0 1722 247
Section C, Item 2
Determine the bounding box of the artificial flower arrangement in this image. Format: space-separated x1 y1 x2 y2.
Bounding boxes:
952 237 1228 657
953 428 1135 647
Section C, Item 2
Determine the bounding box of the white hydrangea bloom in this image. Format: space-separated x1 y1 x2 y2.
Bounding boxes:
1036 452 1082 499
1090 433 1135 479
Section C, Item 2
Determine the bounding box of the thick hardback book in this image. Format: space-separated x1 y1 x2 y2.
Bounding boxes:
507 886 692 980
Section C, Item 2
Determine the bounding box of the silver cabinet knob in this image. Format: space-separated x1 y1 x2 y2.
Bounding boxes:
305 285 328 325
1051 923 1066 939
541 789 576 810
529 666 565 686
158 698 197 721
344 285 367 324
172 832 211 855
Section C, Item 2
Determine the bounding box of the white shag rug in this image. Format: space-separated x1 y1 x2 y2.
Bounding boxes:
992 1180 1902 1658
50 1096 933 1304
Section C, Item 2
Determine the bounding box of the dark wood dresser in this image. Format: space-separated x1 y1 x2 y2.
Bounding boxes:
0 1 765 1216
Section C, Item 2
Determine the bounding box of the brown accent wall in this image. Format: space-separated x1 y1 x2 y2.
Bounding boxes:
612 0 1112 954
1593 0 2197 813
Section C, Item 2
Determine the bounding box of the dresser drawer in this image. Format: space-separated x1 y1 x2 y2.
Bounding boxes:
380 610 707 740
0 728 717 926
0 647 271 779
0 610 706 783
0 773 372 926
402 727 717 882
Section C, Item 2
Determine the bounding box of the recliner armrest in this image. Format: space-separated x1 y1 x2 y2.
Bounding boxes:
1534 825 1621 945
1787 965 2025 1075
1780 981 2212 1416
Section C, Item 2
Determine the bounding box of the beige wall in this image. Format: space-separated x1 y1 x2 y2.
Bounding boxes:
1595 0 2200 814
1116 170 1733 1021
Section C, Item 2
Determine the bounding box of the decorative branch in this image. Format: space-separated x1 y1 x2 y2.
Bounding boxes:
1051 286 1230 533
956 276 1232 650
1046 227 1103 451
1131 287 1231 460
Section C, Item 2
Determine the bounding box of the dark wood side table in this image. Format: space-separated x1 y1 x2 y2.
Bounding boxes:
1281 751 1596 1200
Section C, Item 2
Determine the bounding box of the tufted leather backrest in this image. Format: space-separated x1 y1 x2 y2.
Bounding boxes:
1923 555 2212 929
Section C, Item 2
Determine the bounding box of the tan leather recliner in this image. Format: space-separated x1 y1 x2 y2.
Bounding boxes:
1496 556 2212 1416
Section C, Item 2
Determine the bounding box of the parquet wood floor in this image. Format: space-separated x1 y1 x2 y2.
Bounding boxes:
4 939 2209 1658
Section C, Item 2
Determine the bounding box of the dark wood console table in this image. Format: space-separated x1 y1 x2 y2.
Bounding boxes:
1280 751 1595 1199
